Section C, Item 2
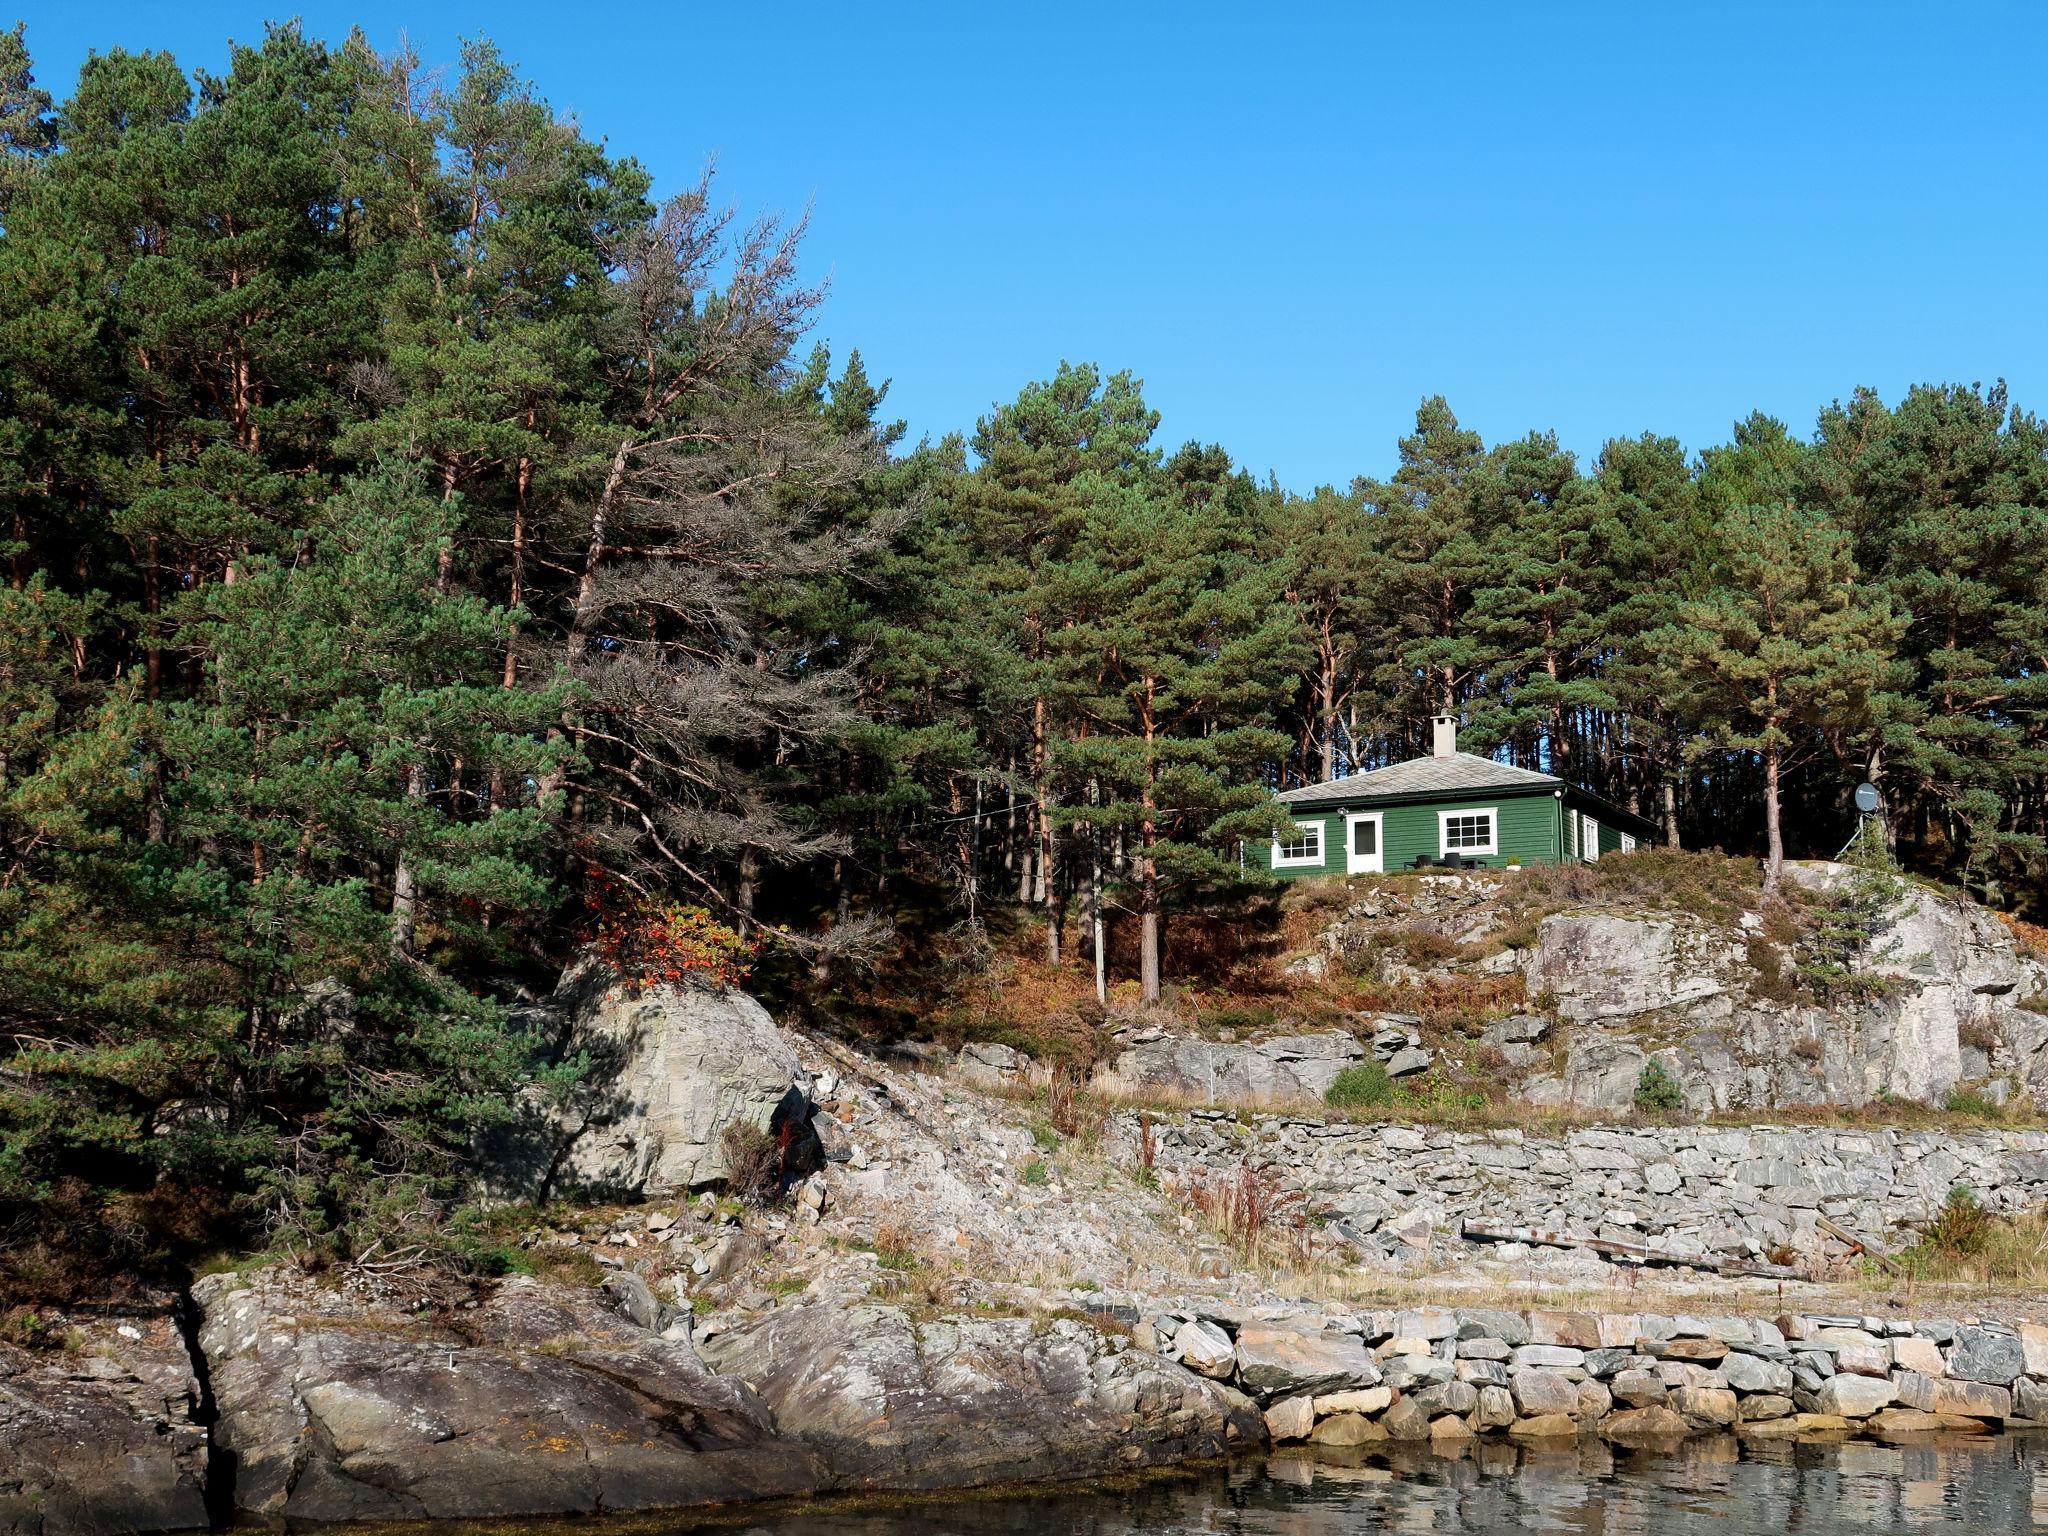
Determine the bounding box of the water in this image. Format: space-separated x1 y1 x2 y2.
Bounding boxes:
717 1434 2048 1534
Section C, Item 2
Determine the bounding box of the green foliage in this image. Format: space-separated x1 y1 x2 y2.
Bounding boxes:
5 13 2048 1298
1943 1088 2005 1122
1325 1060 1394 1109
1633 1060 1685 1113
1020 1158 1050 1186
1793 843 1912 1004
1202 1003 1277 1034
1921 1184 1992 1256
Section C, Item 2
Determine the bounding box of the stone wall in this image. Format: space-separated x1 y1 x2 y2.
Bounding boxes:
1138 1300 2048 1446
1113 1111 2048 1265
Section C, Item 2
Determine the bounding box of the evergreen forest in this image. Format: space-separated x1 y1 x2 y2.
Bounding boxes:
3 25 2045 1290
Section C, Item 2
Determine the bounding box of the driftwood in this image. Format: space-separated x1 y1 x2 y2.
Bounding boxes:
1817 1214 1902 1273
1461 1218 1805 1280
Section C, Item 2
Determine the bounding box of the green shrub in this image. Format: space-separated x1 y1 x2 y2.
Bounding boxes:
1325 1060 1394 1109
1633 1060 1684 1113
1944 1087 2004 1121
1924 1184 1991 1256
1021 1158 1050 1186
1205 1003 1277 1034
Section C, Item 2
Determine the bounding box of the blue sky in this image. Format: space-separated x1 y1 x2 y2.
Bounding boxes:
20 3 2048 492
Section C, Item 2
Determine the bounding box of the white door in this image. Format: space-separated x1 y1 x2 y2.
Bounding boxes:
1345 812 1384 875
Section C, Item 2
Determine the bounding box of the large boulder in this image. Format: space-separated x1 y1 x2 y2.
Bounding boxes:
697 1302 1262 1489
194 1269 820 1524
1229 1319 1379 1402
1092 1031 1365 1106
0 1310 210 1536
1525 914 1732 1023
497 959 813 1199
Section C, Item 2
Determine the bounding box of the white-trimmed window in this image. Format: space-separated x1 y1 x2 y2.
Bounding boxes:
1438 808 1498 857
1620 832 1637 854
1272 821 1324 868
1582 812 1601 862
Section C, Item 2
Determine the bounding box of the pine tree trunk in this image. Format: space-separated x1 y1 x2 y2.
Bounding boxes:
501 450 530 689
390 764 427 957
566 440 634 659
736 846 759 927
1318 641 1338 781
1139 681 1162 1005
1866 742 1893 853
1037 698 1059 961
1090 776 1106 1006
1762 733 1784 892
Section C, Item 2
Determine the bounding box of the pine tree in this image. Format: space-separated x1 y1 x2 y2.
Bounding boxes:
1269 485 1382 781
1058 474 1302 1002
1358 396 1488 731
1665 504 1906 890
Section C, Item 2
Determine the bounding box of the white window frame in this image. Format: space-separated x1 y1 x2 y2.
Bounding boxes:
1620 832 1637 854
1271 820 1325 869
1437 807 1499 858
1581 812 1600 863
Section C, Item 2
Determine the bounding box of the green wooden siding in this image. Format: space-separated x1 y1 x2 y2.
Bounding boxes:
1249 790 1567 878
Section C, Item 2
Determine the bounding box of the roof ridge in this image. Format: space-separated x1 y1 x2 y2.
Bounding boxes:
1275 751 1563 804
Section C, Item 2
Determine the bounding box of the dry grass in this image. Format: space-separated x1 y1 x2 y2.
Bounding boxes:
1886 1197 2048 1293
1997 910 2048 961
1085 1078 2043 1135
1502 846 1763 926
1166 1162 1315 1269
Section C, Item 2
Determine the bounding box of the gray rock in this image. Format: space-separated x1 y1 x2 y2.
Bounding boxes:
1380 1353 1456 1390
1717 1351 1792 1395
707 1302 1261 1487
1510 1344 1585 1370
0 1312 209 1536
197 1271 821 1524
1385 1047 1433 1078
1815 1374 1895 1419
1410 1380 1479 1417
497 960 813 1198
1455 1308 1531 1346
1170 1319 1236 1378
1230 1321 1378 1402
955 1041 1031 1088
1509 1368 1581 1418
1948 1326 2025 1385
1092 1030 1366 1106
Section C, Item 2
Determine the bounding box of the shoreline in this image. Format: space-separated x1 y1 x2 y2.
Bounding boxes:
9 1275 2048 1536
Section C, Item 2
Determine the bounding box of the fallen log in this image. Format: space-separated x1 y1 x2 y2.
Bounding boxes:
1817 1213 1902 1273
1460 1217 1805 1280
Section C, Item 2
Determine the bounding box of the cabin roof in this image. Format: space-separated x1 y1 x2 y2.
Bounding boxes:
1275 751 1562 804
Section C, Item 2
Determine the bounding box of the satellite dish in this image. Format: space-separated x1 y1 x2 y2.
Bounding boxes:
1853 783 1882 814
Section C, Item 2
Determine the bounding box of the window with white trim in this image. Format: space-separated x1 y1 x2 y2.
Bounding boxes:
1437 808 1498 856
1620 832 1637 853
1581 812 1600 863
1272 821 1324 868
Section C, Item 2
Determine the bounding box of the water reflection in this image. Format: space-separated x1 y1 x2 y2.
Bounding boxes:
724 1434 2048 1535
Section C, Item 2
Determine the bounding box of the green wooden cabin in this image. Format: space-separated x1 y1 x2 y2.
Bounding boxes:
1248 715 1658 879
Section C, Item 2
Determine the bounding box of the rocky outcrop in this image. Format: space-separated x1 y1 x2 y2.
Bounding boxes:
193 1270 822 1523
1512 864 2048 1112
494 959 814 1199
1118 1112 2048 1267
1526 913 1737 1023
697 1302 1262 1488
1093 1029 1366 1106
0 1310 209 1536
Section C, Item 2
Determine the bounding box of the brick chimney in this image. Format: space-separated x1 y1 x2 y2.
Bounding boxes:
1432 713 1458 758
